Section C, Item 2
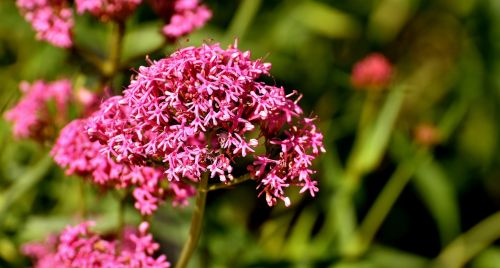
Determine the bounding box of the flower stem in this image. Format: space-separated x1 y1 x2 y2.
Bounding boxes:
344 149 428 257
118 192 126 237
175 172 209 268
207 173 252 191
103 21 126 80
79 179 87 218
116 191 127 252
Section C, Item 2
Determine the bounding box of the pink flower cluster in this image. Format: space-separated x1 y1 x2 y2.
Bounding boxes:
4 80 72 139
160 0 212 40
22 221 170 268
351 53 393 90
51 116 195 214
75 0 142 21
87 42 325 206
16 0 73 48
16 0 211 47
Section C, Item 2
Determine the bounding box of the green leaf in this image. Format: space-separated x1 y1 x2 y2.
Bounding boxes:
225 0 262 41
367 245 429 268
353 86 405 173
19 215 71 242
0 155 53 225
122 22 165 62
290 1 361 39
413 157 461 245
472 247 500 268
435 212 500 268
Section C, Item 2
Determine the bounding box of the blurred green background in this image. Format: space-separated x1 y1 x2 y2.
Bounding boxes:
1 0 500 267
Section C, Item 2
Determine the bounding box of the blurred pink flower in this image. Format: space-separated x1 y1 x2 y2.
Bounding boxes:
149 0 211 41
75 0 142 21
16 0 73 48
88 42 325 207
4 80 72 139
351 53 392 90
23 221 170 268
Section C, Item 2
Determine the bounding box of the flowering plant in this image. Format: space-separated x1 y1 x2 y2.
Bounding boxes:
3 1 325 267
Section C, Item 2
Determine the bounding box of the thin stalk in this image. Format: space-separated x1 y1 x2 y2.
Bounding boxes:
175 172 209 268
118 192 126 238
72 44 106 73
357 91 382 135
327 86 405 256
345 150 427 257
79 179 87 218
103 21 126 79
113 191 127 253
208 174 252 191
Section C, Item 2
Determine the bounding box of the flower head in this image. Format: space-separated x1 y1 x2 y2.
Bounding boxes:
88 42 325 207
23 221 170 268
4 80 72 140
16 0 73 47
75 0 142 21
351 53 392 90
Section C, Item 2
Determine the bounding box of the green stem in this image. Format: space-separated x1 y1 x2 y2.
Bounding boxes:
326 86 405 256
118 192 126 237
103 21 126 79
175 172 209 268
72 44 106 73
357 91 382 135
114 191 127 252
345 150 428 257
207 174 252 191
79 179 87 218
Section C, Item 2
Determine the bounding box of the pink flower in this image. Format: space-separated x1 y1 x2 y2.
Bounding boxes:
149 0 211 41
16 0 73 48
4 80 72 140
23 221 170 268
351 53 392 90
75 0 142 21
52 109 195 215
88 42 325 207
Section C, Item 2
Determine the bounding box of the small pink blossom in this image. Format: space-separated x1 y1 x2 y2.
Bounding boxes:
16 0 73 47
75 0 142 21
88 42 325 207
351 53 392 90
23 221 170 268
4 80 72 140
